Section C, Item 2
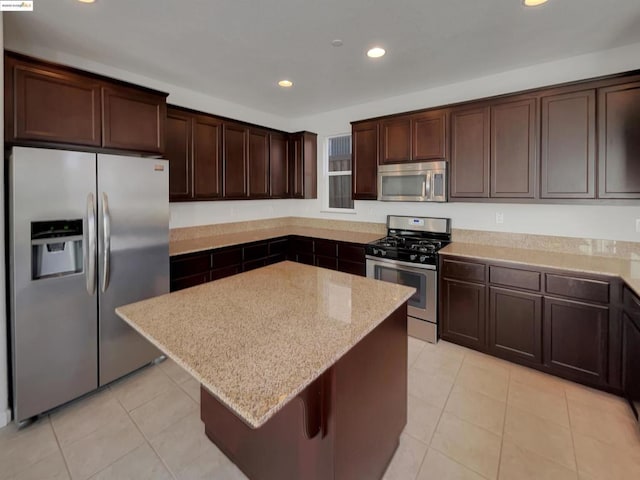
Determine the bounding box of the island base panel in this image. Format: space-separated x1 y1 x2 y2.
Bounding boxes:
200 303 408 480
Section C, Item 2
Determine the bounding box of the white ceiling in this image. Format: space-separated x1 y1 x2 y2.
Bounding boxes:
5 0 640 117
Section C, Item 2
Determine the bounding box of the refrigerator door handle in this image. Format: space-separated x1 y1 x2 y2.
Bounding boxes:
101 192 111 293
86 193 97 295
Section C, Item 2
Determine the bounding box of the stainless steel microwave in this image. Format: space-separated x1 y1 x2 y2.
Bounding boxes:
378 161 447 202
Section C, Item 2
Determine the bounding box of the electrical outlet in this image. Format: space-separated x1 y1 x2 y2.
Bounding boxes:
636 218 640 233
496 212 504 225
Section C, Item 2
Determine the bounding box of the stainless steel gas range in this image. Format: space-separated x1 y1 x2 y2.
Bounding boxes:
365 215 451 343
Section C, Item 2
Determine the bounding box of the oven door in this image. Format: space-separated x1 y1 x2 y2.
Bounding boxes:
365 256 437 322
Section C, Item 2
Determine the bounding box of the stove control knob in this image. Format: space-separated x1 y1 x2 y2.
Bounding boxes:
372 248 380 256
380 250 387 257
419 255 427 263
410 254 417 261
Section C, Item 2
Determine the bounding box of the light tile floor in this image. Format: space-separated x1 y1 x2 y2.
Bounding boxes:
1 338 639 480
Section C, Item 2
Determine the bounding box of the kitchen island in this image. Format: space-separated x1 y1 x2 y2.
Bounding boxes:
116 261 414 480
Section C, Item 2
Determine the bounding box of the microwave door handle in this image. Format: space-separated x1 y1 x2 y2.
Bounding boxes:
425 172 432 199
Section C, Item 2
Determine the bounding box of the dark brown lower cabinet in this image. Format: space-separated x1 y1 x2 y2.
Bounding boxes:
489 287 542 365
170 236 366 292
543 297 609 386
440 279 486 350
622 309 640 420
440 254 625 394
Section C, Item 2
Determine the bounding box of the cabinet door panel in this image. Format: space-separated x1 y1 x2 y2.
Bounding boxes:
412 111 447 161
224 123 249 198
623 311 640 419
193 115 222 199
544 297 609 386
490 98 537 198
166 111 192 200
441 279 486 349
450 107 490 198
380 117 411 164
541 90 596 198
489 287 542 365
598 82 640 198
269 132 289 198
12 63 101 146
102 85 165 153
248 129 269 198
352 121 379 199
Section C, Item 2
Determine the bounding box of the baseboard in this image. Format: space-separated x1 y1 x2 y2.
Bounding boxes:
0 408 12 428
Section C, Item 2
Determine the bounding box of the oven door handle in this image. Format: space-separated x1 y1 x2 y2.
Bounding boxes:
365 255 437 271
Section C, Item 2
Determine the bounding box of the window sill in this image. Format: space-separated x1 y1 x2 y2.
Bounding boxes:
320 208 357 215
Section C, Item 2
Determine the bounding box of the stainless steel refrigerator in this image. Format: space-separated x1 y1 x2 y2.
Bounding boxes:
9 146 169 423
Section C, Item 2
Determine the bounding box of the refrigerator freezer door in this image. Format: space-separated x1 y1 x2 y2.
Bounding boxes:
10 147 98 422
97 154 169 385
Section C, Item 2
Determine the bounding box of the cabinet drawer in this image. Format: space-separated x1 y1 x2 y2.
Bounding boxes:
442 258 486 283
212 247 242 268
244 242 269 261
210 265 241 280
243 258 267 272
268 238 289 256
338 243 366 263
338 260 366 277
546 274 609 303
292 237 314 254
315 239 337 258
316 255 338 270
489 265 541 292
624 287 640 313
170 253 211 278
170 272 210 292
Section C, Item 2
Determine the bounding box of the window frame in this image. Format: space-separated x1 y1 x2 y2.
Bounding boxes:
323 133 356 213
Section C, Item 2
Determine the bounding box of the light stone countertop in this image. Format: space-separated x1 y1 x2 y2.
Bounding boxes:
116 261 415 428
439 243 640 297
170 226 383 256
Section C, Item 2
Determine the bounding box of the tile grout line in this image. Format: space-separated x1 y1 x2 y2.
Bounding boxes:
413 347 486 479
564 384 581 477
47 415 74 480
111 381 180 480
495 366 512 480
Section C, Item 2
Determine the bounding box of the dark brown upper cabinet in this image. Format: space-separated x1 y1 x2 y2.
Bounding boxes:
223 122 249 199
450 106 490 198
598 81 640 199
352 120 379 200
165 107 222 201
102 84 166 154
490 97 537 198
541 90 596 199
248 128 270 198
193 115 222 199
411 110 447 161
8 58 102 147
166 109 192 200
5 51 167 154
289 131 317 199
379 117 411 164
379 110 447 165
269 132 289 198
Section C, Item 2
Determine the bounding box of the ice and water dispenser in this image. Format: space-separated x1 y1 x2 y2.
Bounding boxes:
31 220 83 280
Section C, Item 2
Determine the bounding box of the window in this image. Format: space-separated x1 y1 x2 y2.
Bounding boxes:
327 134 354 210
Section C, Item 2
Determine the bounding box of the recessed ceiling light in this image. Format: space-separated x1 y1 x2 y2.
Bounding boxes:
331 39 343 47
77 0 96 3
367 47 386 59
523 0 548 6
278 80 293 88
